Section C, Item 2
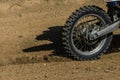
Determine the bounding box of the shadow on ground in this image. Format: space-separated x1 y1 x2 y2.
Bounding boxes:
23 26 64 54
107 34 120 54
23 26 69 57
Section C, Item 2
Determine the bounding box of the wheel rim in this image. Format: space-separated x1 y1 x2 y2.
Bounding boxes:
71 14 107 56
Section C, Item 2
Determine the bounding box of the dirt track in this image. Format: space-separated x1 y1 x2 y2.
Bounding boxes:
0 0 120 80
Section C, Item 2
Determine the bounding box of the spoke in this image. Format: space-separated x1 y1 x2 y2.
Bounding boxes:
90 45 95 51
92 45 95 50
74 38 82 47
84 44 88 51
80 43 86 51
73 34 81 42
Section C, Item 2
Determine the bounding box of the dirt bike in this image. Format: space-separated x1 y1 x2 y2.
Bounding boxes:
62 0 120 60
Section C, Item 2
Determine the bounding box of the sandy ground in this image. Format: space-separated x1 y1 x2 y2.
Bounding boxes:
0 0 120 80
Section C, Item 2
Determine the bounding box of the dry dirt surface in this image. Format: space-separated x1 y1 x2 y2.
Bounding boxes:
0 0 120 80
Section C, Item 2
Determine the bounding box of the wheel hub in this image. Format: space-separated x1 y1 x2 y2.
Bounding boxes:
79 25 98 45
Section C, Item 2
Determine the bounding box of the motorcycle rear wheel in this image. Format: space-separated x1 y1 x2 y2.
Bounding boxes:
62 6 113 60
